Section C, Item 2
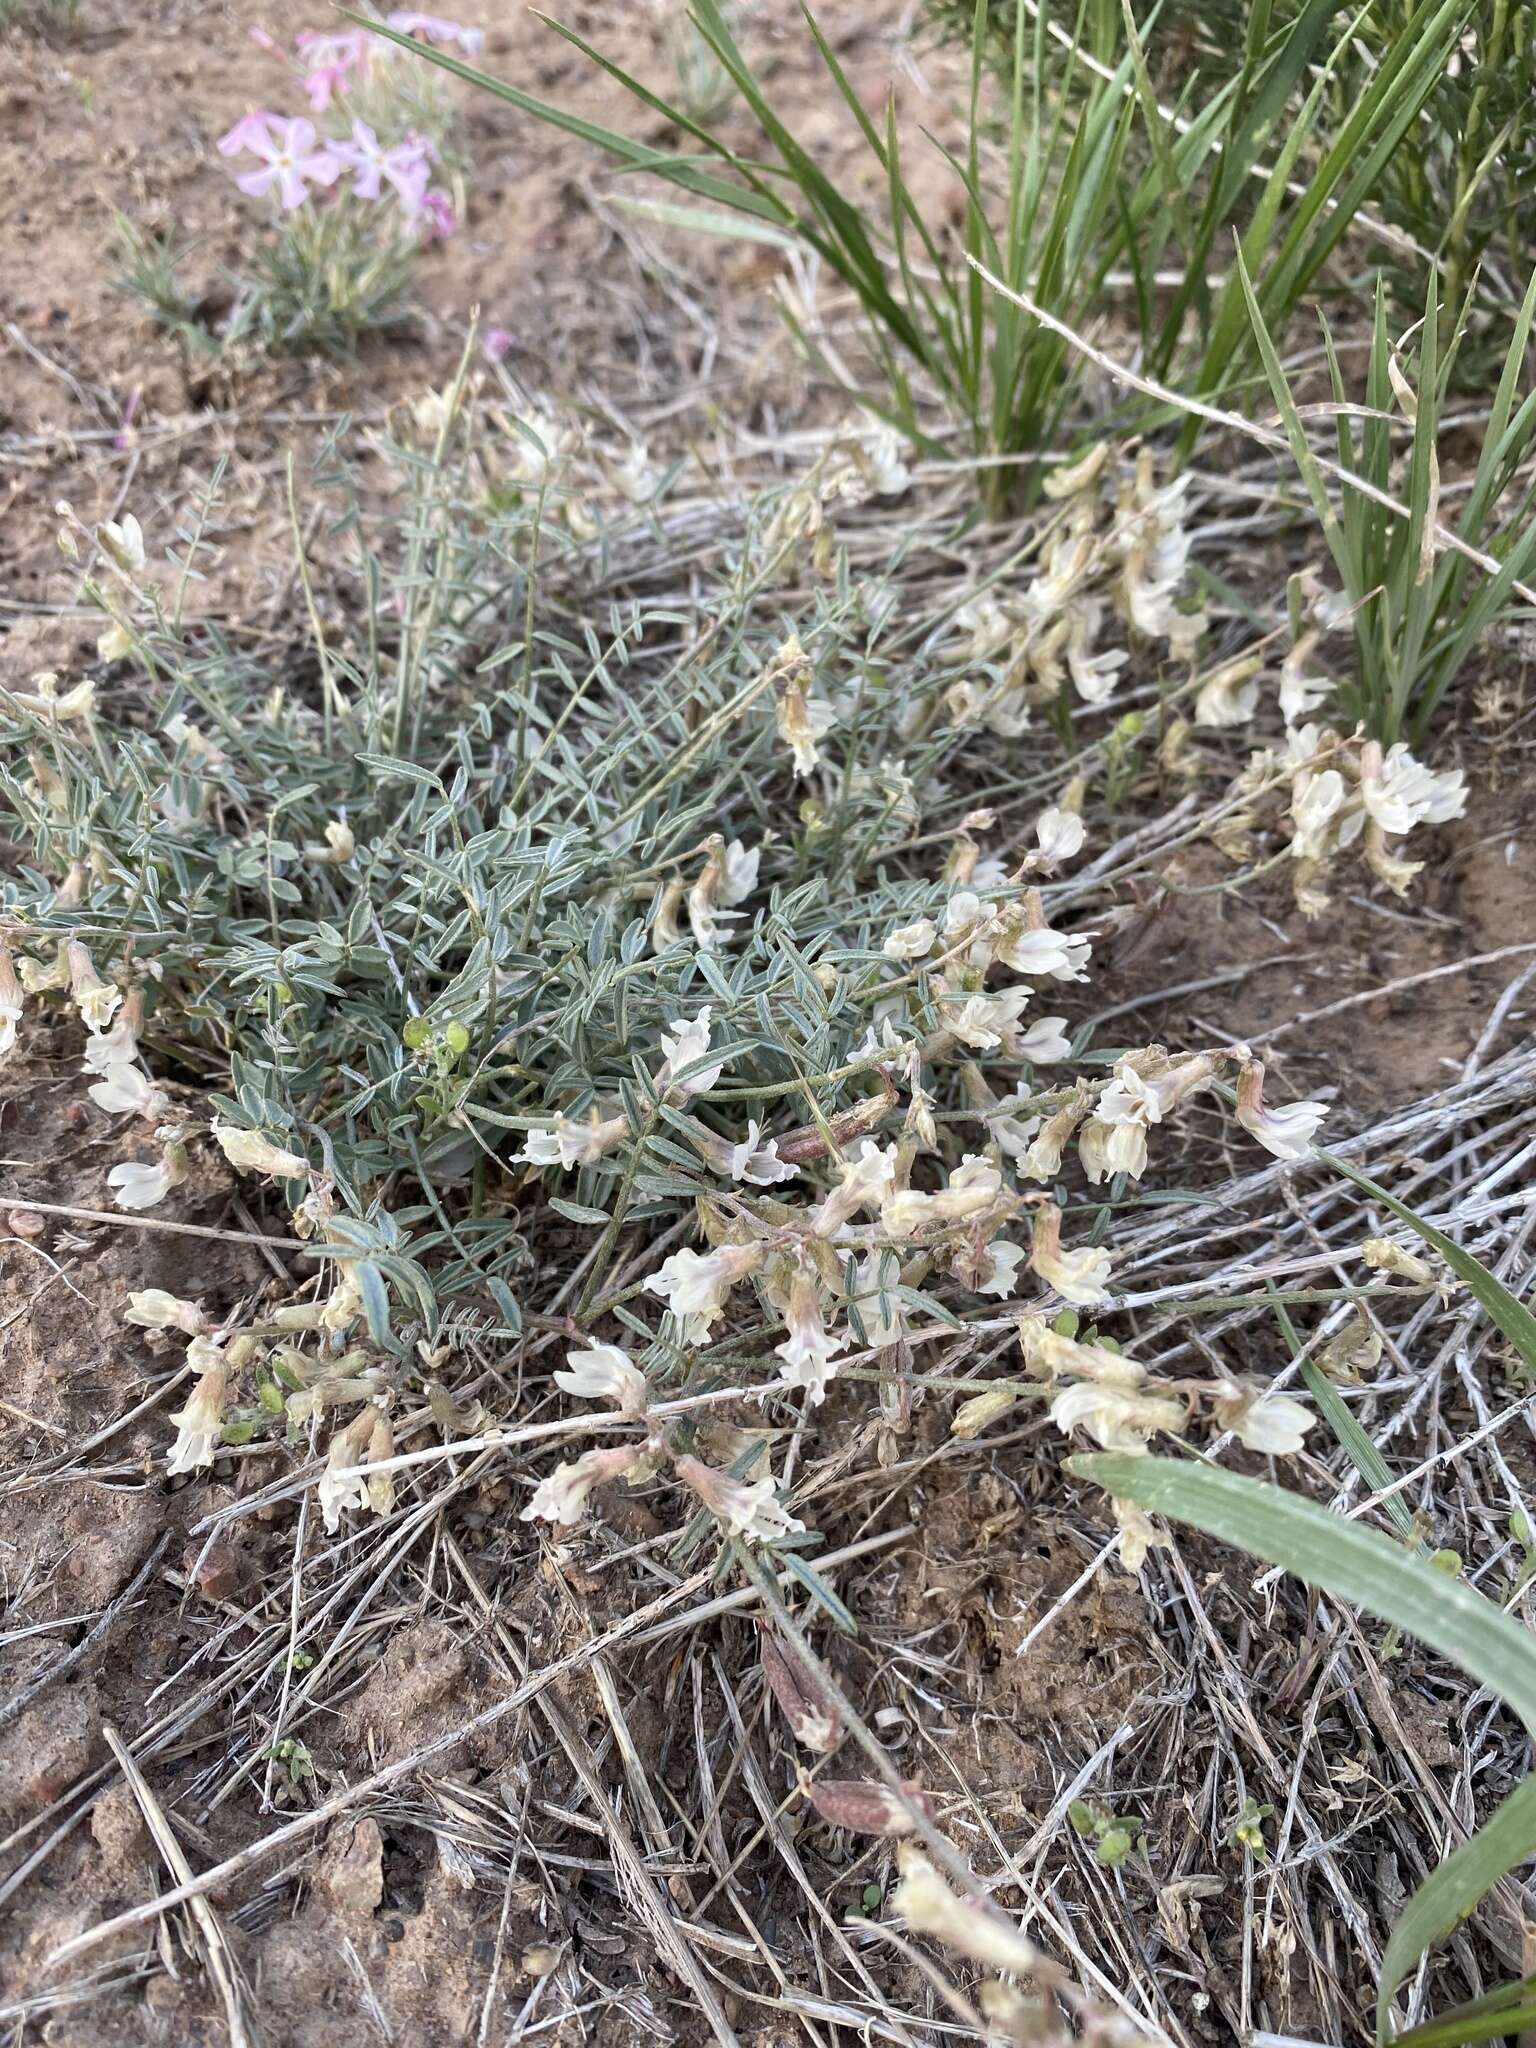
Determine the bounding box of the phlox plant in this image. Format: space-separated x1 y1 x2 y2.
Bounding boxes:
0 0 80 35
201 12 475 357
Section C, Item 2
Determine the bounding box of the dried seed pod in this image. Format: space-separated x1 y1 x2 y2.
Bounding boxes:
803 1774 934 1836
759 1624 842 1754
774 1073 900 1166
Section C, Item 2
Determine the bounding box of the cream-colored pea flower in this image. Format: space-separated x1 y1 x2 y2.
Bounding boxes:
773 1266 847 1406
1029 1204 1112 1305
166 1359 228 1476
555 1342 650 1418
212 1122 309 1179
675 1453 804 1544
1234 1059 1326 1161
520 1444 646 1528
643 1242 764 1343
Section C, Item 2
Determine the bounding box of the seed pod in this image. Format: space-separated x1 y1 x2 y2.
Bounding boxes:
804 1775 934 1836
774 1073 900 1166
759 1624 842 1754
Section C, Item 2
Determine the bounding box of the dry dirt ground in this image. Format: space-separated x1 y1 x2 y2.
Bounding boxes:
4 4 1536 2046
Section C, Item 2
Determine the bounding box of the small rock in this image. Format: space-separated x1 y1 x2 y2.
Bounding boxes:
89 1781 148 1875
185 1533 246 1604
314 1816 384 1918
0 1679 101 1823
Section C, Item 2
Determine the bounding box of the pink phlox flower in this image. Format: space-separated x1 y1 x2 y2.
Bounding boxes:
332 118 391 201
381 133 436 212
386 11 485 53
235 116 342 212
217 110 277 158
296 29 369 110
303 64 350 111
419 188 457 238
482 327 514 362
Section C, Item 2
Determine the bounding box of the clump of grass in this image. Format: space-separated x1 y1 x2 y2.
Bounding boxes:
937 0 1536 379
365 0 1476 508
110 212 217 359
1244 263 1536 744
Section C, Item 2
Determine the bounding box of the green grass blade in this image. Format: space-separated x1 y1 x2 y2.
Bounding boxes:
1068 1454 1536 1731
1393 1973 1536 2048
1266 1286 1417 1542
1258 0 1470 316
1322 1151 1536 1369
1379 1789 1536 2041
1423 266 1536 663
1393 273 1442 730
608 196 799 250
346 12 786 222
1238 256 1353 587
1070 1451 1536 2039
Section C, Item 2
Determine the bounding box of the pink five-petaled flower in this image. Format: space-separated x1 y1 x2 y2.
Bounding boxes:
217 110 277 158
235 117 341 212
331 119 390 201
332 121 434 211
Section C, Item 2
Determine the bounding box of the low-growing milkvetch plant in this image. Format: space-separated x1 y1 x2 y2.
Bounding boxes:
0 406 1339 1572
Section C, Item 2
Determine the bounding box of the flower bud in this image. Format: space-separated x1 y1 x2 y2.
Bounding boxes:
125 1289 207 1336
891 1846 1038 1975
212 1121 309 1180
950 1382 1021 1440
1360 1237 1434 1286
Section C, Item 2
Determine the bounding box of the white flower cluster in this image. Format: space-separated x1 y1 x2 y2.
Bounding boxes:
946 445 1202 738
515 1338 804 1545
1235 724 1467 916
514 772 1332 1536
124 1262 404 1534
1016 1316 1316 1571
2 935 205 1210
514 1003 748 1172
